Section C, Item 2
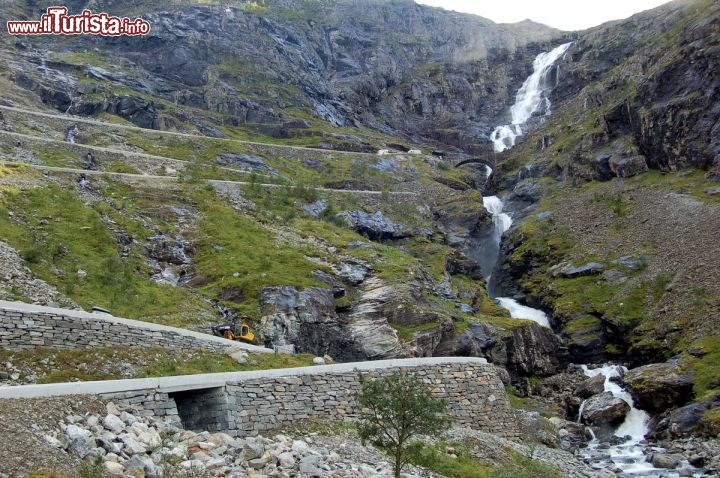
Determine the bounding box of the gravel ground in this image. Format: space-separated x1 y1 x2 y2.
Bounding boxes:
550 181 720 346
0 396 107 477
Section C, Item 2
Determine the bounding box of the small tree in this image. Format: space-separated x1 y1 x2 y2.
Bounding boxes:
355 370 447 478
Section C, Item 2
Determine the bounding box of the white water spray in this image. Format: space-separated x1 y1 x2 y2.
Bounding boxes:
581 365 650 442
481 195 551 328
66 125 80 144
490 42 572 152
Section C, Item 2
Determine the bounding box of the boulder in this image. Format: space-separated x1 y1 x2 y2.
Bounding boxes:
609 155 649 178
560 262 605 278
549 417 589 452
104 461 125 477
215 153 277 174
337 210 411 241
651 453 681 469
103 414 125 434
581 392 630 426
445 250 484 279
302 199 328 217
574 374 606 399
258 286 390 361
331 261 369 285
622 362 695 413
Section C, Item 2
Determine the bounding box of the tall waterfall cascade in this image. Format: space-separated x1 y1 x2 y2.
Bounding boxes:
480 43 702 476
490 42 572 153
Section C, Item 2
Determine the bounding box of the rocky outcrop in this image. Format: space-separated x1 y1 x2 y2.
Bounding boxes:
258 286 373 361
434 321 563 380
622 362 695 413
580 392 630 426
649 394 720 439
338 210 413 241
574 375 606 399
215 154 277 175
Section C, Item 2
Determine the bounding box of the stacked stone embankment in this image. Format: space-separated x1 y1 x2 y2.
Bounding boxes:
1 357 521 440
0 300 269 354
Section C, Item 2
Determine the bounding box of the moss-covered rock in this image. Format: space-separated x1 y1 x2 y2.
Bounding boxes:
622 362 695 413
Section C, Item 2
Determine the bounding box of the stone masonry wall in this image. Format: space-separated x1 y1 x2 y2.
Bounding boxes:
100 389 182 428
226 363 519 439
0 300 266 353
100 361 520 440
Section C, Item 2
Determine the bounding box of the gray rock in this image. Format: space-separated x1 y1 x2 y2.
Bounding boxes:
68 437 95 458
609 155 649 178
651 453 681 469
574 375 606 399
124 455 156 476
581 392 630 426
622 362 695 413
241 441 265 461
120 411 138 426
103 414 125 434
248 458 268 470
302 199 328 217
216 154 277 175
118 433 147 454
337 210 411 241
96 436 122 455
64 424 92 441
277 451 296 468
602 269 628 286
561 262 605 278
104 461 125 477
331 261 369 285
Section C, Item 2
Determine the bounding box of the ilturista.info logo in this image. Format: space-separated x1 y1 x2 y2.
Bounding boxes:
7 6 151 36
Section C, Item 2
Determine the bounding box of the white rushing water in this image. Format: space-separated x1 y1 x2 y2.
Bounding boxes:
480 41 699 477
66 124 80 144
481 195 551 328
577 365 686 477
490 42 572 152
581 365 650 441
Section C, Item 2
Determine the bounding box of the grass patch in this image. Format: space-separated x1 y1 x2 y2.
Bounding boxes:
140 351 316 377
405 441 561 478
0 347 317 384
392 322 441 342
682 336 720 400
0 183 207 322
191 189 325 316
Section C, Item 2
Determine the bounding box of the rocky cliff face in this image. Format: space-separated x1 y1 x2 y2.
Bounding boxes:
1 0 564 153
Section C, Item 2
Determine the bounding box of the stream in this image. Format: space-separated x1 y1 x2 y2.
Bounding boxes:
482 42 702 476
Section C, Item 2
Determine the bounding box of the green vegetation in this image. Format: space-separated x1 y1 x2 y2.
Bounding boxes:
140 351 316 377
0 346 316 384
191 189 325 316
405 441 561 478
356 370 447 478
680 336 720 400
0 183 207 322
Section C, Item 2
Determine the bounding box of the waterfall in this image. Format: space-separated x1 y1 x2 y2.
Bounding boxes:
490 42 573 152
66 125 80 144
581 365 650 442
481 195 551 328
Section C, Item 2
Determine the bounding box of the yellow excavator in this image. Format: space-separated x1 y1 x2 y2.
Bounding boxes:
211 317 256 344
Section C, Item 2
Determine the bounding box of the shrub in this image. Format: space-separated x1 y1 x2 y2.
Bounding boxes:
355 370 447 478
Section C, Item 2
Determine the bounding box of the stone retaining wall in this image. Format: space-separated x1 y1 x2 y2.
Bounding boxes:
225 362 519 439
0 300 269 354
99 361 520 440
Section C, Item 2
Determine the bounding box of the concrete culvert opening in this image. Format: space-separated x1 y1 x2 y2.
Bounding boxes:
170 387 232 433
